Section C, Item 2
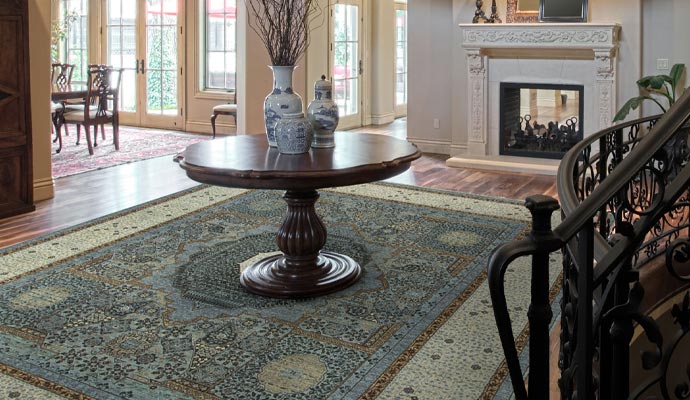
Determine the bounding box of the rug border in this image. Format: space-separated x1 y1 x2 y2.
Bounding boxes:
0 362 94 400
375 181 525 205
1 182 526 256
0 184 206 255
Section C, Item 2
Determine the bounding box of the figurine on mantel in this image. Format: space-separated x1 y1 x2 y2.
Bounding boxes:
307 75 339 148
472 0 501 23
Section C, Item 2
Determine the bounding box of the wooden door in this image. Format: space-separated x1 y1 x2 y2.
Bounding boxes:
0 0 33 219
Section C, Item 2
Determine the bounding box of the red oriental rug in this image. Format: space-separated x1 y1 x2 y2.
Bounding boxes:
51 126 210 178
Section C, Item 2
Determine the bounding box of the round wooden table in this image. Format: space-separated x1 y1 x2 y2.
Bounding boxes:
178 132 421 298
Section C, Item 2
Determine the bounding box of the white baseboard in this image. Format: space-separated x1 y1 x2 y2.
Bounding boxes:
449 144 468 155
370 113 395 125
185 120 237 136
33 177 55 201
406 137 451 155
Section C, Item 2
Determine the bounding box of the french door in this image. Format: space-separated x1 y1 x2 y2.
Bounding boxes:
330 0 363 129
103 0 184 129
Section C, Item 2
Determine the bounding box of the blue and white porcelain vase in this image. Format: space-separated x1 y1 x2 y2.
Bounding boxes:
264 66 303 147
306 75 339 148
275 112 314 154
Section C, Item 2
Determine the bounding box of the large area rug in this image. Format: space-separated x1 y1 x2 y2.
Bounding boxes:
0 184 560 399
51 126 209 178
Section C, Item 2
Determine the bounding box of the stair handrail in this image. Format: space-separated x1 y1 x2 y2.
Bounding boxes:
488 89 690 400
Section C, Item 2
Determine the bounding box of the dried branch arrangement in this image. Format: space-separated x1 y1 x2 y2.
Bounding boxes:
245 0 324 66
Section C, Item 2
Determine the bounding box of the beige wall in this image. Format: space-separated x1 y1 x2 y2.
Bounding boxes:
29 0 54 201
187 0 308 135
306 0 331 106
371 0 397 125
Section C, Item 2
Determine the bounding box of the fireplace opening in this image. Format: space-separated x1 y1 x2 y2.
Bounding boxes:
499 82 584 159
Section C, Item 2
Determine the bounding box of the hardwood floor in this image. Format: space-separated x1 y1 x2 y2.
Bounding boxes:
0 121 557 249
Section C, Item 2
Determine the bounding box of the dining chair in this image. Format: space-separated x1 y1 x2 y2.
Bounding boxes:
210 91 238 139
62 65 123 155
50 101 65 153
51 63 77 138
51 63 75 85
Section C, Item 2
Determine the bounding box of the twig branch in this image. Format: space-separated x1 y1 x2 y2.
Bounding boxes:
244 0 323 66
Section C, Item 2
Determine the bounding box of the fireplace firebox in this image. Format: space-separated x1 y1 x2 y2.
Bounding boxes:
499 82 584 159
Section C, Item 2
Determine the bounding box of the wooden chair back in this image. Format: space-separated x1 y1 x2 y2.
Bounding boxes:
83 65 122 124
51 63 75 85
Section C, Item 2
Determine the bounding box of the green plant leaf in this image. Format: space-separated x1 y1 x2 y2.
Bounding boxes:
613 96 650 122
670 64 685 87
637 75 672 91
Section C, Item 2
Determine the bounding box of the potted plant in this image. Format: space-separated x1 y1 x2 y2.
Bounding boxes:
613 63 686 122
50 11 79 63
245 0 324 146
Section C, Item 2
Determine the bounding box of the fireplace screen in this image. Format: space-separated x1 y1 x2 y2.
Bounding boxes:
499 82 584 159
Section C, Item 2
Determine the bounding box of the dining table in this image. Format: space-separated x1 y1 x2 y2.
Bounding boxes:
51 83 89 102
177 132 422 299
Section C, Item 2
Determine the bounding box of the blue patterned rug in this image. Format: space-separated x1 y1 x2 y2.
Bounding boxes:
0 184 560 399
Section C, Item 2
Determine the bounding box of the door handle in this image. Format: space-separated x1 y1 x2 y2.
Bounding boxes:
135 59 140 74
140 59 146 74
359 60 363 75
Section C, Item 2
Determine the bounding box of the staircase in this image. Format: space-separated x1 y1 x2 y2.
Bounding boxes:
488 90 690 400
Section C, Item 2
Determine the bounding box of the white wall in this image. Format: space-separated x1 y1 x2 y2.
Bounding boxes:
641 0 690 115
642 0 690 77
407 0 455 154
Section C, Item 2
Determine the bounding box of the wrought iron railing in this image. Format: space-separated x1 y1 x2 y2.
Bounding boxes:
488 90 690 400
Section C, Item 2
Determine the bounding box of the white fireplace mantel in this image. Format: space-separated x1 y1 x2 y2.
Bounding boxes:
460 23 620 51
450 23 621 175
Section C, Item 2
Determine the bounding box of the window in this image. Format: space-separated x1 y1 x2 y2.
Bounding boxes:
395 4 407 107
203 0 237 91
59 0 89 83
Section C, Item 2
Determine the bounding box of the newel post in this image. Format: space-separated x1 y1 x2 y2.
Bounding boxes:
525 195 560 400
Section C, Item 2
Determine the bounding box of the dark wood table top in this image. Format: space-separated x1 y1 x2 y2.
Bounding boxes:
51 84 89 101
178 132 421 190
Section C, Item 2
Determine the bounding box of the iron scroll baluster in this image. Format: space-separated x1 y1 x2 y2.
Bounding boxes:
489 89 690 399
488 195 562 400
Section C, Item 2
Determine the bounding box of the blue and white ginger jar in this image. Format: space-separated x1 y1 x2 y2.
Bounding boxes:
275 112 314 154
306 75 339 148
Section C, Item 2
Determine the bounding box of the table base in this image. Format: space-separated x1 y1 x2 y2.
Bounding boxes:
240 251 362 298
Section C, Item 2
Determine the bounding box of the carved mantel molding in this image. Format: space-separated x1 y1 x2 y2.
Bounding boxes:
458 22 622 160
459 23 621 50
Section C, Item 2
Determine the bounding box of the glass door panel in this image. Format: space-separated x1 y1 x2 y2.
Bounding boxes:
145 0 178 116
104 0 183 129
395 6 407 117
60 0 90 83
106 0 138 119
331 1 361 128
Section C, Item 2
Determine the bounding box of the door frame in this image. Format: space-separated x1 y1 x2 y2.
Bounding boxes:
329 0 368 130
394 1 407 118
100 0 185 130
